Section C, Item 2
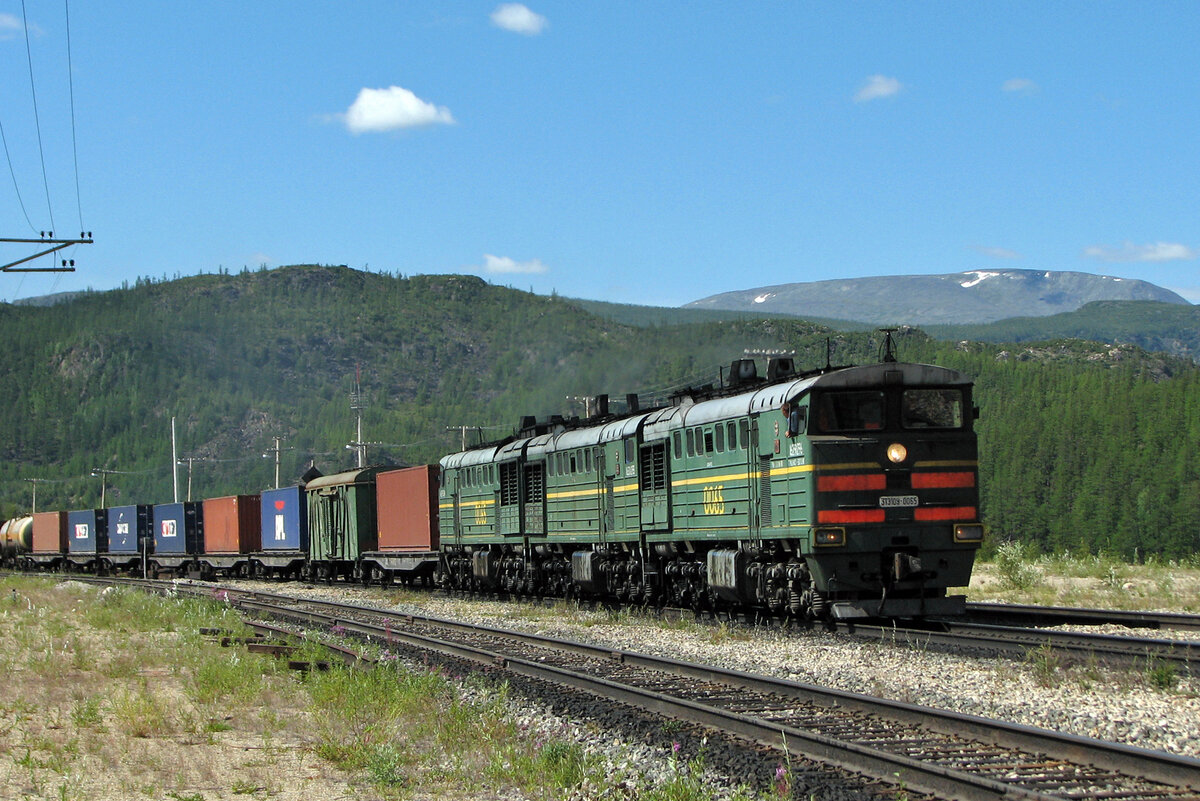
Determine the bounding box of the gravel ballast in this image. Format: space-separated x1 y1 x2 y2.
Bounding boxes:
246 582 1200 762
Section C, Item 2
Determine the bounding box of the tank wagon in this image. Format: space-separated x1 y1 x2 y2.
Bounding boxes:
0 516 33 566
438 354 983 620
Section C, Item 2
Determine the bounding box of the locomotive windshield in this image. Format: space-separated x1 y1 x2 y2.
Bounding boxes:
813 391 885 432
812 388 965 433
901 388 964 429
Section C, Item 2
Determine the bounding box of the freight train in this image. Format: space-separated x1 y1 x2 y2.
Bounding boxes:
1 351 984 620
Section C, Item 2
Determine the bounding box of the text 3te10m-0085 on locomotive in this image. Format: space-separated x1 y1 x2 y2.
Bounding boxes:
437 354 984 620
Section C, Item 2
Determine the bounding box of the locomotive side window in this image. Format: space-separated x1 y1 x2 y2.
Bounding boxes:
686 429 695 457
902 389 964 429
673 431 682 459
714 424 724 453
814 391 886 432
727 421 737 450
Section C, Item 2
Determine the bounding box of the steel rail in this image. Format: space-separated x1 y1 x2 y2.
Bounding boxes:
841 620 1200 671
40 577 1200 797
962 602 1200 633
234 596 1051 800
218 589 1200 800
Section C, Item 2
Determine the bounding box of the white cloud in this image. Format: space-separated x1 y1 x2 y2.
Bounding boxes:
490 4 547 35
0 13 21 39
854 75 903 103
1002 78 1038 94
481 254 548 274
1082 241 1198 263
975 245 1022 260
341 86 454 134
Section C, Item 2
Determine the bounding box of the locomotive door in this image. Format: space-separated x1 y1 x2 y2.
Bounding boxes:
451 472 462 545
639 440 671 532
595 446 612 544
522 461 546 537
746 417 762 542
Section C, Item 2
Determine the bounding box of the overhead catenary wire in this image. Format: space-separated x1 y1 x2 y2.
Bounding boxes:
0 117 38 234
20 0 56 235
2 1 91 278
63 0 84 234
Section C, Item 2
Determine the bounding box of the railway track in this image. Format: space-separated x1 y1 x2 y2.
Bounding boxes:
961 602 1200 634
152 581 1200 801
841 619 1200 673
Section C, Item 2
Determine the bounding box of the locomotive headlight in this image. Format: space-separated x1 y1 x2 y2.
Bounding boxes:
813 528 846 547
886 443 908 463
954 524 984 543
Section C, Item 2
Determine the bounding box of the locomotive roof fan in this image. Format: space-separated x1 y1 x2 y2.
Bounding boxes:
727 358 758 388
767 356 796 382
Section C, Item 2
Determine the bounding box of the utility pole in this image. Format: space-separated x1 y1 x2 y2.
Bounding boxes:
262 436 293 489
90 469 113 507
176 457 206 501
171 417 179 502
23 478 50 513
1 233 93 272
565 395 593 418
350 365 367 468
444 425 480 451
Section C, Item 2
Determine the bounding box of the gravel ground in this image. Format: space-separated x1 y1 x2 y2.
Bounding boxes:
238 581 1200 774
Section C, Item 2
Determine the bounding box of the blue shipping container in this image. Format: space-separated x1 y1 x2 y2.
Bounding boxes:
68 509 108 554
260 486 308 551
108 505 153 554
153 502 203 555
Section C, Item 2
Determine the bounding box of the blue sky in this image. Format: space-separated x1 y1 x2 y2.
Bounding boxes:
2 2 1198 306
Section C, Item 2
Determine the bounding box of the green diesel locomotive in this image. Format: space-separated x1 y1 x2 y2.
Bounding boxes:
438 353 983 620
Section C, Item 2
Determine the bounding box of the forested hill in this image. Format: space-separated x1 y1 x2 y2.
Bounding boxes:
1 264 1197 559
925 301 1200 364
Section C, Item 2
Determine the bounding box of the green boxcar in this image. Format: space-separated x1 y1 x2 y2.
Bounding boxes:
306 467 381 580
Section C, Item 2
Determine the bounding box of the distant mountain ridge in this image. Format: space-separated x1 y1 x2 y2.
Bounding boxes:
685 269 1191 325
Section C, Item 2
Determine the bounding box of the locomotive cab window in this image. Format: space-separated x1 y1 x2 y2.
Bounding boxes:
814 391 886 433
902 389 964 429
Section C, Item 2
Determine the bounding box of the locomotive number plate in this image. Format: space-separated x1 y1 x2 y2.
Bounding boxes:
879 495 918 508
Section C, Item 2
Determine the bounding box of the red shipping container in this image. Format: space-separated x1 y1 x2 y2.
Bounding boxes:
376 466 439 552
31 511 68 554
202 495 261 554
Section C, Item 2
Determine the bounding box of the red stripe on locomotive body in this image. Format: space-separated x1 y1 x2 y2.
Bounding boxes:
817 473 887 492
913 506 977 521
911 472 975 489
817 509 886 524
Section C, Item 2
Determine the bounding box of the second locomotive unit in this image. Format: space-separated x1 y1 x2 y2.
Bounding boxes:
438 350 983 620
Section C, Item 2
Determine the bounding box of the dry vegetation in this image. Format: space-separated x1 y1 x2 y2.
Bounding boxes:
0 580 356 801
963 545 1200 612
0 577 755 801
3 555 1197 800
